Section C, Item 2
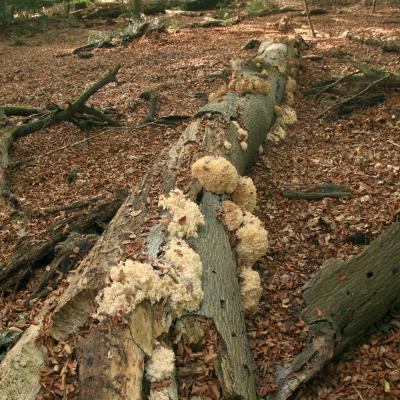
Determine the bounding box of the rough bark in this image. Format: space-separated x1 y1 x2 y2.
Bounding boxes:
0 39 299 400
272 223 400 400
0 66 121 209
346 31 400 53
0 193 127 291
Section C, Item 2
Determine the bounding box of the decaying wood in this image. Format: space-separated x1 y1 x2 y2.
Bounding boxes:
346 31 400 53
272 223 400 400
0 40 299 400
0 66 121 209
31 232 99 298
45 41 298 400
283 184 352 200
0 324 45 400
316 74 389 118
0 192 127 291
312 71 357 98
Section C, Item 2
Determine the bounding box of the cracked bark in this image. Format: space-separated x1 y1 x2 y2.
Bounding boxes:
272 223 400 400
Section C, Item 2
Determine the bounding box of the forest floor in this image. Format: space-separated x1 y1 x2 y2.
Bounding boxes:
0 3 399 400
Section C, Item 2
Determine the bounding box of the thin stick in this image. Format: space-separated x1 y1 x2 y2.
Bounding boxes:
313 71 357 98
316 74 388 118
303 0 316 37
351 383 364 400
388 140 400 149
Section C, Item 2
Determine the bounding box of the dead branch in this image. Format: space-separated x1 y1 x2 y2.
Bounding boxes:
312 71 357 98
283 188 352 200
316 74 389 118
0 66 121 209
31 232 99 298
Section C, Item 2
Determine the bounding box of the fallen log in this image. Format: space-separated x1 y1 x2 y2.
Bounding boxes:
272 223 400 400
0 191 127 292
73 19 165 55
0 66 121 210
0 39 300 400
346 31 400 53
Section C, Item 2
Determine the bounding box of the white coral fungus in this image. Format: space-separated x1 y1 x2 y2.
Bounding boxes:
164 239 203 316
223 140 232 150
191 156 239 194
274 105 297 127
146 345 175 382
240 141 248 151
267 124 286 142
240 267 262 314
222 200 243 231
95 260 167 317
149 388 170 400
159 189 205 238
232 121 248 142
285 77 297 93
232 177 257 212
236 212 269 265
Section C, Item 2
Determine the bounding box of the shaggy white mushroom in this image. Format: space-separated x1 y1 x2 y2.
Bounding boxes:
164 239 203 316
159 189 205 238
191 156 239 194
221 200 243 231
232 177 257 212
274 105 297 127
95 260 168 318
146 345 175 382
236 212 269 265
240 267 262 314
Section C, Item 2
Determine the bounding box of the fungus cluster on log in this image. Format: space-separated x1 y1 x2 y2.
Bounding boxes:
1 38 301 400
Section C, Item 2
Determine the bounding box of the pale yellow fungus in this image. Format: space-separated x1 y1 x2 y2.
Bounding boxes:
222 200 243 231
146 345 175 382
285 77 297 93
159 189 205 238
240 267 262 314
191 156 239 194
236 212 269 265
223 140 232 150
232 177 257 212
274 105 297 126
164 239 203 316
232 121 248 142
95 260 167 317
